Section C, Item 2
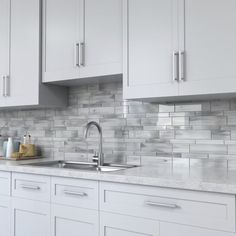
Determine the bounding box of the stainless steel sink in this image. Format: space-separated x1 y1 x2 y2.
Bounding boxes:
23 161 137 172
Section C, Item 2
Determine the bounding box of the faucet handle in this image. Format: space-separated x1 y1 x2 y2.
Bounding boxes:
92 151 99 163
93 151 99 157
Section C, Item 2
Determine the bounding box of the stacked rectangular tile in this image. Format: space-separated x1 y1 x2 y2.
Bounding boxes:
0 81 235 165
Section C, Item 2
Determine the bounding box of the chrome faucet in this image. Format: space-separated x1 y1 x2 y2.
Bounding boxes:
84 121 104 167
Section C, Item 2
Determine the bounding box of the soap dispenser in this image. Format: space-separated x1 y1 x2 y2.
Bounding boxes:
6 137 14 158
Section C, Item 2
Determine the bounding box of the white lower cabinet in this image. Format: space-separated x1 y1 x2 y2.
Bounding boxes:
0 196 11 236
100 215 236 236
100 212 159 236
1 171 236 236
100 181 236 236
100 182 236 233
11 198 50 236
51 204 99 236
0 171 11 236
160 222 235 236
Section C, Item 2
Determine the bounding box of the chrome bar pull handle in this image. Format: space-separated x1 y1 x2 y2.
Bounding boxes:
2 76 6 97
79 42 85 67
173 51 179 82
21 184 41 190
145 201 180 209
5 75 10 97
75 42 85 67
75 43 80 67
63 190 87 197
179 51 185 82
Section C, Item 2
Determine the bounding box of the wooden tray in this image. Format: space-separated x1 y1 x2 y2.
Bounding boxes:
0 156 42 161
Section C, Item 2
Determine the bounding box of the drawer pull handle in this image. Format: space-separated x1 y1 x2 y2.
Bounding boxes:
2 76 6 97
173 51 179 82
21 184 41 190
75 43 80 67
79 42 85 67
145 201 180 209
179 51 185 82
5 75 10 97
63 190 87 197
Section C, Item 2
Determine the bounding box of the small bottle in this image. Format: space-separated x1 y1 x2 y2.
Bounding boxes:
28 135 31 144
23 135 27 145
6 137 14 158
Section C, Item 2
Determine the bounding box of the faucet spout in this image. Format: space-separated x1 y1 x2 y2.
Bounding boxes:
84 121 104 167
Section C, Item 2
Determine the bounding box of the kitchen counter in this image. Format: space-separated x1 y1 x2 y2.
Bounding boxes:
1 158 236 195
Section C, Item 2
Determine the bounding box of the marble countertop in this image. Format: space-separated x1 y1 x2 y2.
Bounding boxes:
1 158 236 195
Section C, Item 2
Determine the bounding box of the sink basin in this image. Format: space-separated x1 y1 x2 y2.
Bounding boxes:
23 161 137 172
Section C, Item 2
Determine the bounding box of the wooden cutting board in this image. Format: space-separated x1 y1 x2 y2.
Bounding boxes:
0 156 42 161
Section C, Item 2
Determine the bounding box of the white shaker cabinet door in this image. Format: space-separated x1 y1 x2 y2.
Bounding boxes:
123 0 179 100
160 222 235 236
11 198 50 236
43 0 122 83
0 196 11 236
79 0 123 79
0 0 9 106
0 0 67 108
6 0 40 107
51 204 99 236
179 0 236 97
43 0 83 82
100 212 159 236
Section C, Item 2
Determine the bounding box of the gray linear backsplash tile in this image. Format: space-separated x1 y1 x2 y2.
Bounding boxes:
190 144 227 154
172 117 190 126
1 80 236 163
228 145 236 155
175 130 211 140
211 100 230 111
159 104 175 113
212 130 230 140
189 116 226 126
173 144 190 153
228 116 236 125
175 104 203 112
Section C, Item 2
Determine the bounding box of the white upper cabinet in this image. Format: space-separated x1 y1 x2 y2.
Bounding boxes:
0 0 67 108
123 0 179 100
80 0 123 79
43 0 123 83
124 0 236 101
179 0 236 97
8 0 41 107
0 0 10 107
43 0 82 82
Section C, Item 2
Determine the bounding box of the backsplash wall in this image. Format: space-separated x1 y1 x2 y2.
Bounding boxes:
1 81 236 165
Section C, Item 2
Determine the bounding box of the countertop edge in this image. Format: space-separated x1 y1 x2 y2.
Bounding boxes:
0 164 236 195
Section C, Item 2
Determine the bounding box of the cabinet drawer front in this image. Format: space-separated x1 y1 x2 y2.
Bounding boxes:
52 204 99 236
51 177 99 210
100 182 236 232
12 173 50 202
0 171 11 196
